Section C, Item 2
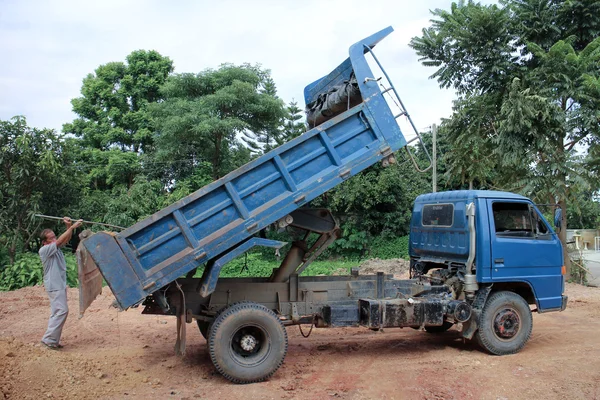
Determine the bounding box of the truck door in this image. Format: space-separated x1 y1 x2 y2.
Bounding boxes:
487 199 563 309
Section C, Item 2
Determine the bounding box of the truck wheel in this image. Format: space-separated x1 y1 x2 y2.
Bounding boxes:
475 291 532 355
208 302 288 384
424 321 454 333
198 301 252 340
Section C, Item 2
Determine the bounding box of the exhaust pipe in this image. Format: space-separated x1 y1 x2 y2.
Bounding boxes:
464 202 478 299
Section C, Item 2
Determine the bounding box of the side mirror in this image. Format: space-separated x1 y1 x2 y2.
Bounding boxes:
554 208 562 230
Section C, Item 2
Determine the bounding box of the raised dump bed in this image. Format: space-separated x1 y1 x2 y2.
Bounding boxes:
79 26 410 311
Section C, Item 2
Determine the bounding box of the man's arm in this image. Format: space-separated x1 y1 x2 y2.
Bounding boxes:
56 217 83 248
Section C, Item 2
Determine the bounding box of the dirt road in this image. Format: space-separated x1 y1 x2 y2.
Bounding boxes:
1 282 599 400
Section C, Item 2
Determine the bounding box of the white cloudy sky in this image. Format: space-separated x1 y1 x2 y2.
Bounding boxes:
0 0 491 134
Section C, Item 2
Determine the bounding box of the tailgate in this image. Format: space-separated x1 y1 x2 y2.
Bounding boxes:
76 231 103 317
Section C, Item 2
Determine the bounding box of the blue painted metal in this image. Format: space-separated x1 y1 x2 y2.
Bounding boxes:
81 26 409 310
409 190 564 311
199 238 286 297
484 198 564 310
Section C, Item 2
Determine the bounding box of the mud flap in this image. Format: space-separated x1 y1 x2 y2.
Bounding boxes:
461 310 480 340
174 282 187 356
76 230 104 318
175 313 187 356
461 285 492 340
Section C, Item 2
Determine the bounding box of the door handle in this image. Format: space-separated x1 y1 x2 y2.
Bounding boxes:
494 258 504 263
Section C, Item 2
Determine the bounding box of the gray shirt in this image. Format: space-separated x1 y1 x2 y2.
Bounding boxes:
39 243 67 292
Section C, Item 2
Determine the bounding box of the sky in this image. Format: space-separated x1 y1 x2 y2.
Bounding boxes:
0 0 478 135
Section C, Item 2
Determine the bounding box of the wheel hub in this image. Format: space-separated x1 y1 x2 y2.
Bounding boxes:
239 334 258 352
494 308 520 339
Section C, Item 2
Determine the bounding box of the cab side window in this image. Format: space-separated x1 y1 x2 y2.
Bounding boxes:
493 202 533 237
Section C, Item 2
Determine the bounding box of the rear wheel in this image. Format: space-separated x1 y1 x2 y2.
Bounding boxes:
208 302 288 384
197 301 252 340
475 291 532 355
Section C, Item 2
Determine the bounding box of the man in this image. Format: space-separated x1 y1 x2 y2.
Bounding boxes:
39 217 82 350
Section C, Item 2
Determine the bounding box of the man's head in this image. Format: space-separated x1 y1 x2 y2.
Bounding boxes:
40 229 56 245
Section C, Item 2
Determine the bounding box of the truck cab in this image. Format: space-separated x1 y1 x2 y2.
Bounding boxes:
410 190 567 353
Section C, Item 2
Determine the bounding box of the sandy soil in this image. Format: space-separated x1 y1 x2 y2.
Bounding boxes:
1 280 599 400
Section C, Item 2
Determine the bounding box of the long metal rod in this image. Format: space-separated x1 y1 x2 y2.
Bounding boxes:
34 214 125 230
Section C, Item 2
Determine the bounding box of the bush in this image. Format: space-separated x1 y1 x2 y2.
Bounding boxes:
0 251 78 291
369 235 409 260
569 256 588 285
218 253 278 278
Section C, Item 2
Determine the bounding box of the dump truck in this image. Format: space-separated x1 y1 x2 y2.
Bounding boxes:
76 26 567 384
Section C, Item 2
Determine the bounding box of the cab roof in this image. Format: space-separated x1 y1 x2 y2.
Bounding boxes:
415 190 529 204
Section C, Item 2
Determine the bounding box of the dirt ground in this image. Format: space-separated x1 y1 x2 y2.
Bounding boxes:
1 277 600 400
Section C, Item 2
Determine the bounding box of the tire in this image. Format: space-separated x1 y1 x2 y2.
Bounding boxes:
475 291 532 355
197 301 253 340
424 320 454 333
208 302 288 384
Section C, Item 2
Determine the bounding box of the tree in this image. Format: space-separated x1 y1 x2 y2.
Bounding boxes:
410 0 600 275
64 50 174 153
241 75 286 154
150 64 286 181
62 50 174 224
102 177 164 228
311 159 430 254
281 100 306 143
0 117 79 263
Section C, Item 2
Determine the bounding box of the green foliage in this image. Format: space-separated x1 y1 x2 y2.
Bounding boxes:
281 99 306 142
150 64 286 181
103 177 164 227
508 0 600 53
217 253 277 278
0 116 80 263
567 191 600 229
438 96 502 190
200 252 359 279
0 252 78 291
163 162 214 204
369 236 410 260
332 229 369 258
410 0 515 95
64 50 173 153
569 255 588 285
313 159 430 247
300 260 358 276
241 75 287 155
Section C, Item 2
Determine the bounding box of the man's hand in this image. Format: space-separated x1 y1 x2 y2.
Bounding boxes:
56 218 83 248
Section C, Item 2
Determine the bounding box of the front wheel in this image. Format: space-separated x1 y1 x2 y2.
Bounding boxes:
475 291 532 355
208 302 288 384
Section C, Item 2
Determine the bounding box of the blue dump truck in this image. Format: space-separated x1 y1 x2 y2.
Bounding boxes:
76 27 567 384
